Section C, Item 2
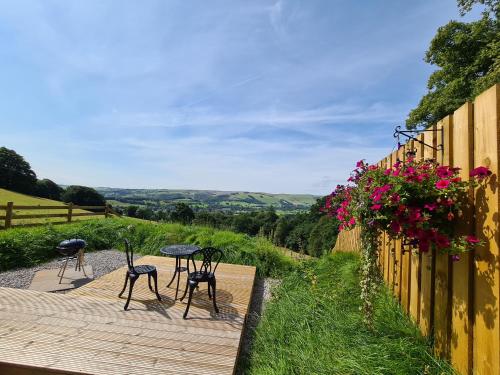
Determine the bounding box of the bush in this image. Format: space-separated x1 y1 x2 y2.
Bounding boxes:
0 218 296 277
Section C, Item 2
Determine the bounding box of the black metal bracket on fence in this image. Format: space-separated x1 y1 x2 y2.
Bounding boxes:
393 126 444 159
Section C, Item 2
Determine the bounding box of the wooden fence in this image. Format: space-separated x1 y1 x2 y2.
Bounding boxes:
0 202 117 229
332 83 499 375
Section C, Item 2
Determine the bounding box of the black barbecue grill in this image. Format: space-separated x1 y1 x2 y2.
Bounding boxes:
56 239 87 284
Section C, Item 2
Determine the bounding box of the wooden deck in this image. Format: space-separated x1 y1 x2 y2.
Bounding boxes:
0 256 256 375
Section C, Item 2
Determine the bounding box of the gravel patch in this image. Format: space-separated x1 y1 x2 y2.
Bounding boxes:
236 277 282 374
0 249 139 289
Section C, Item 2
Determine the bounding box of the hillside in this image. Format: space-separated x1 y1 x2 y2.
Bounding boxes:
0 188 103 228
97 187 318 213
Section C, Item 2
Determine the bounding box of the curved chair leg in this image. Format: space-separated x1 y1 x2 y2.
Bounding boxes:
180 278 189 301
211 278 219 314
118 273 129 298
151 270 161 301
207 282 212 299
124 276 137 311
183 283 196 319
148 274 153 292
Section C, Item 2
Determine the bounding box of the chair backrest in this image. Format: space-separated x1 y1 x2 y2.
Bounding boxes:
189 247 223 276
124 239 134 271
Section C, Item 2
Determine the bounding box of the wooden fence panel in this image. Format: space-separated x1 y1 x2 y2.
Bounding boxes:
451 102 474 374
420 124 438 336
434 116 453 358
473 84 500 375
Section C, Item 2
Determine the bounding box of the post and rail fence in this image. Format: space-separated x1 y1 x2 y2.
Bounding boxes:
0 202 120 229
332 83 500 375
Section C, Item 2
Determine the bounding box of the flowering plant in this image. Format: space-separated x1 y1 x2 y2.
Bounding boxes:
325 158 490 259
324 157 491 327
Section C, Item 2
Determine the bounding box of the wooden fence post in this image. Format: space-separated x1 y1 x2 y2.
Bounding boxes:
67 203 73 223
5 202 13 229
420 123 438 337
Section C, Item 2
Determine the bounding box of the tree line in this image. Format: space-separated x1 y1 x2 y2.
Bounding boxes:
125 199 339 257
0 147 106 206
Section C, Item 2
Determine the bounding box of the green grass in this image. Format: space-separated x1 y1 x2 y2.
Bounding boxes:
244 252 455 375
0 188 103 227
0 218 296 276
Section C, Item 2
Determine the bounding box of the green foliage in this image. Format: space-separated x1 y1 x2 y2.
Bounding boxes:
244 253 455 375
169 202 195 224
306 216 339 257
0 146 37 195
61 185 106 206
406 3 499 129
0 218 296 277
35 179 64 200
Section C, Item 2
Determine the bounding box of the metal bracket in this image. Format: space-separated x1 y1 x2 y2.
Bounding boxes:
393 126 444 159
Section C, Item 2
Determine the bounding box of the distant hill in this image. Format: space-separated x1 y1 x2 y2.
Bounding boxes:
96 187 318 213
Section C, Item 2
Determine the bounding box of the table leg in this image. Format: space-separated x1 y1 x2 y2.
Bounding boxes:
167 257 179 287
175 257 181 300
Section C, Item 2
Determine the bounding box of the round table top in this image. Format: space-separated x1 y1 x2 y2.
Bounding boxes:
160 244 200 257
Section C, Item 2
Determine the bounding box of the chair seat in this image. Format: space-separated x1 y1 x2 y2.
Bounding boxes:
188 271 215 282
132 265 156 274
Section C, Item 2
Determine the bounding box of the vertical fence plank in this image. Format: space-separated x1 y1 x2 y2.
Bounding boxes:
451 102 474 374
409 134 425 323
473 84 500 375
420 124 438 337
434 115 454 359
400 142 411 312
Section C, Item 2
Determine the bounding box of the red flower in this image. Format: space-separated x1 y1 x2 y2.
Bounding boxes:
390 221 401 233
435 179 450 189
424 203 437 211
436 166 454 178
371 204 382 211
447 212 454 221
348 217 356 226
466 235 480 244
435 234 451 249
470 166 492 179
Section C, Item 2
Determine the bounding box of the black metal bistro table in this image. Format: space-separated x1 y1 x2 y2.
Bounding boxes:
160 244 200 300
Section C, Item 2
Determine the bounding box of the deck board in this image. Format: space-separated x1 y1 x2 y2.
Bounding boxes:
0 256 256 375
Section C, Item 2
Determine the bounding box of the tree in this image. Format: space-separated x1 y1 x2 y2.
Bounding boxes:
61 185 106 206
406 1 499 129
126 205 139 217
307 216 339 257
36 179 64 200
170 203 195 225
0 147 37 194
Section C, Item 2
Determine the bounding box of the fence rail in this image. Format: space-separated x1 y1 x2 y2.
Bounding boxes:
332 83 500 375
0 202 120 229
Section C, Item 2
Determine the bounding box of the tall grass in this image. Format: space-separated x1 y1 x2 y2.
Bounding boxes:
246 252 455 375
0 218 296 276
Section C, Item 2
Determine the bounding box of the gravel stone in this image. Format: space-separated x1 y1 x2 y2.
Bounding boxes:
0 249 140 289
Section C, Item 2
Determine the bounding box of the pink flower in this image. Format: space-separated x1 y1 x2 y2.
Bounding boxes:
356 160 365 168
390 221 401 233
371 204 382 211
470 166 492 179
466 235 480 244
368 165 378 171
424 203 437 211
436 166 454 178
390 193 400 203
435 179 450 189
384 168 391 176
451 255 460 262
435 234 451 249
348 217 356 226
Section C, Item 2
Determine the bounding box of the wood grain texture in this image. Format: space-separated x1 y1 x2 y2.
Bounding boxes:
0 256 256 375
473 84 500 375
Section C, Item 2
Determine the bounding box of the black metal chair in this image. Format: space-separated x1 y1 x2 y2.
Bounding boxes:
181 247 223 319
118 239 161 310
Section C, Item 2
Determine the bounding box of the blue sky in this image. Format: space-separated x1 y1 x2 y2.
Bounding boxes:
0 1 482 195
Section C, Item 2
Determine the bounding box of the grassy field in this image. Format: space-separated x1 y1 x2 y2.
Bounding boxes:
0 188 105 228
0 218 297 275
244 252 455 375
